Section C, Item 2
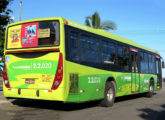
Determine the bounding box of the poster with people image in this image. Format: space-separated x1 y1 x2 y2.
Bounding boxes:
21 22 38 48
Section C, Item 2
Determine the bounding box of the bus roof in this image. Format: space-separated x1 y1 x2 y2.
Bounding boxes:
6 17 159 55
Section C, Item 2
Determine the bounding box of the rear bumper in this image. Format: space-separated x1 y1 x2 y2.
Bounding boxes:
3 87 67 101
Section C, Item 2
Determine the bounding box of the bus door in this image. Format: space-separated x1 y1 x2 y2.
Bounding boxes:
130 48 140 92
156 56 162 89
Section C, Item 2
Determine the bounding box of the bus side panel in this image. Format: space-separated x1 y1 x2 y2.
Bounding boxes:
65 61 115 102
153 75 158 90
65 61 158 103
139 74 157 93
65 61 136 102
115 73 132 97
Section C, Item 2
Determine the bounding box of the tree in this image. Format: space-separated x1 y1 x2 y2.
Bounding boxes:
0 0 13 53
85 12 117 30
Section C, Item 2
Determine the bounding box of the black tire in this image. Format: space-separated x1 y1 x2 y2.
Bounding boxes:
100 81 116 107
145 81 154 97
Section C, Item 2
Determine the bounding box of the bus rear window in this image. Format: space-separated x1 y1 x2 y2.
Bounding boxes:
7 21 60 49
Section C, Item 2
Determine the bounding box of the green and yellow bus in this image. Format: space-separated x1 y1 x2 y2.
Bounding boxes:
3 17 164 107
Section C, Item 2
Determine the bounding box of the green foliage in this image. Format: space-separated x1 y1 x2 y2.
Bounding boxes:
0 0 13 53
85 12 117 31
100 21 117 30
0 30 5 53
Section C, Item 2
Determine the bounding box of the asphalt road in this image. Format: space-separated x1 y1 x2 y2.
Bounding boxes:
0 81 165 120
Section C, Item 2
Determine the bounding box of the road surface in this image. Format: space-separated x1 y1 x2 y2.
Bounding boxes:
0 80 165 120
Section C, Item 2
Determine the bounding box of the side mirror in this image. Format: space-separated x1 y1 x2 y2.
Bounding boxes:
162 61 165 68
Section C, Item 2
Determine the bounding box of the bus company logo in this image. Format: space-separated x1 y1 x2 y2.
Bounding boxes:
69 22 88 30
121 76 131 81
88 77 101 84
13 65 31 69
143 87 148 91
144 79 149 83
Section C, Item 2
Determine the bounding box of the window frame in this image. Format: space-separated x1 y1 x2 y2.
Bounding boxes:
65 25 159 74
6 20 60 50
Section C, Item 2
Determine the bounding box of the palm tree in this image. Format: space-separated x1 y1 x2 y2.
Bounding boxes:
85 12 117 30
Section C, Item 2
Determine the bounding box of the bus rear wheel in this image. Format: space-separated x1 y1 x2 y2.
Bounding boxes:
100 81 116 107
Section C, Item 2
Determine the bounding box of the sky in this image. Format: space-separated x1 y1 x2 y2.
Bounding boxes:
8 0 165 76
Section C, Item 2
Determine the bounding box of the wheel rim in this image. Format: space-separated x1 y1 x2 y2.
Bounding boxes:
107 88 113 102
150 84 153 92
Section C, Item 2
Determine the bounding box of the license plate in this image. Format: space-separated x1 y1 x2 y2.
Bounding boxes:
25 79 35 84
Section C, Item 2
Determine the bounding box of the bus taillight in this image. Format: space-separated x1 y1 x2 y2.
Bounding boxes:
52 53 63 90
3 56 10 88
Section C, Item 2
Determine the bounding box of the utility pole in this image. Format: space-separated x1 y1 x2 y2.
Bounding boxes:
19 1 22 21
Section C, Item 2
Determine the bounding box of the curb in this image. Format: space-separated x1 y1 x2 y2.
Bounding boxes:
0 100 9 103
0 100 10 104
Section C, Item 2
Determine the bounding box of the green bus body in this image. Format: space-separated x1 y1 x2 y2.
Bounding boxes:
3 17 162 103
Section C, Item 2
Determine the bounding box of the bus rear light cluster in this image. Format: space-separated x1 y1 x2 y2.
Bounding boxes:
3 56 10 88
52 53 63 90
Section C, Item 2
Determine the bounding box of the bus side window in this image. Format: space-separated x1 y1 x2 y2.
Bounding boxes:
69 31 79 61
115 45 123 65
148 54 152 73
38 21 59 46
80 35 100 63
156 59 159 74
101 40 115 64
115 45 129 72
123 47 129 71
115 45 125 70
144 53 149 73
90 37 100 63
139 52 145 73
101 40 109 63
149 55 155 74
152 55 155 74
80 35 90 62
